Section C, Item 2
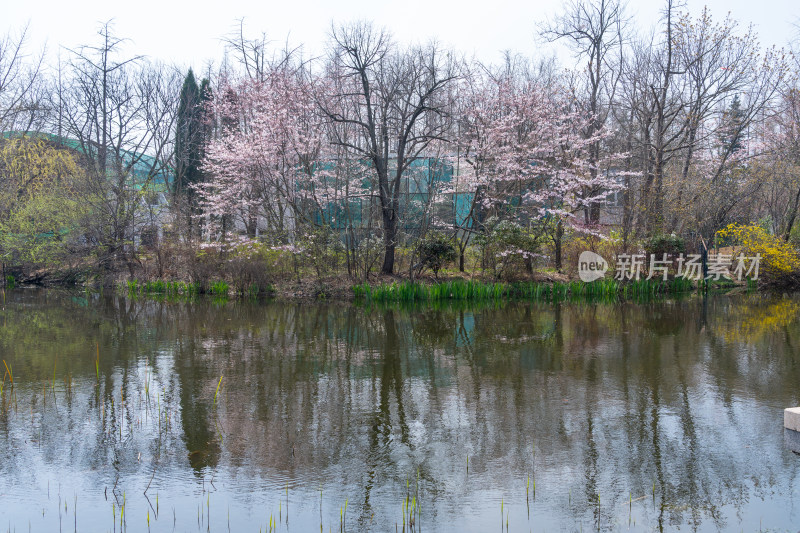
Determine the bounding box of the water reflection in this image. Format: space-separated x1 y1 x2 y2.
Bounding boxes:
0 290 799 532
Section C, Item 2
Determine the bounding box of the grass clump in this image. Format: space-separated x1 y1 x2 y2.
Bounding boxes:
353 277 695 303
210 280 229 297
126 279 200 297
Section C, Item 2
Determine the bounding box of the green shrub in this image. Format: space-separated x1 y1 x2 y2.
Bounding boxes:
475 218 543 279
353 236 384 281
415 232 457 279
298 226 344 277
644 234 685 257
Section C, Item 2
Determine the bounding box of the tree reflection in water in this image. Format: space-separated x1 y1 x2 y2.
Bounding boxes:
0 290 798 531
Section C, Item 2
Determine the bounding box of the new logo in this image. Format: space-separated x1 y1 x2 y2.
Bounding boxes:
578 251 608 282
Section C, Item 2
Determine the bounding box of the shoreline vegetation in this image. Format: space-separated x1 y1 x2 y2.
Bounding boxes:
2 270 752 303
0 240 782 305
1 222 779 302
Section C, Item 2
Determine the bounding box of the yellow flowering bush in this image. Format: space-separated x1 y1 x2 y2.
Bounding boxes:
716 223 800 284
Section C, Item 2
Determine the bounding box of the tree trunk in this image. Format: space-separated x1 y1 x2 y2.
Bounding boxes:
650 155 664 235
554 219 564 272
381 209 397 275
782 186 800 241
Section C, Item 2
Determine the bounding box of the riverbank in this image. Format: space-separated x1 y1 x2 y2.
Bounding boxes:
118 274 733 302
1 263 758 302
3 267 757 302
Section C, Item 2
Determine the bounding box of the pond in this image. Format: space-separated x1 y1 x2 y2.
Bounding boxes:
0 289 799 532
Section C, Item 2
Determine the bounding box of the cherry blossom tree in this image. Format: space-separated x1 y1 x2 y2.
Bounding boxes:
454 69 625 269
541 0 629 223
196 62 336 242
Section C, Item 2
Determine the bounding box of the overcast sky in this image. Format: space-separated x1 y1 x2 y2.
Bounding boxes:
5 0 800 71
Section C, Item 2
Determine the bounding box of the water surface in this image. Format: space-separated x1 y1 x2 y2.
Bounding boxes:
0 289 799 532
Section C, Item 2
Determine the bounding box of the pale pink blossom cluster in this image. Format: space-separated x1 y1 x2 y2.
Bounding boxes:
454 74 626 233
269 244 305 254
193 66 349 237
495 248 545 260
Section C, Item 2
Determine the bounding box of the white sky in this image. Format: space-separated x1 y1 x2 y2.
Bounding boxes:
5 0 800 71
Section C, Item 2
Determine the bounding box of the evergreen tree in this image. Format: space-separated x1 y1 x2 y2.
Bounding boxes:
198 77 212 164
196 77 218 237
174 69 202 237
174 69 201 201
720 95 746 154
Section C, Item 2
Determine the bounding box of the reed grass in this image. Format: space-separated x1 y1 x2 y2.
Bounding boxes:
353 277 696 303
125 279 201 297
214 376 223 405
210 281 229 297
3 360 13 388
246 283 260 299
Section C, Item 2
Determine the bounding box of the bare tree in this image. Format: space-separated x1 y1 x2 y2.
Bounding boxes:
0 23 46 132
60 21 179 273
613 34 655 242
644 0 689 234
221 19 304 83
221 19 275 83
770 52 800 240
668 9 785 236
321 22 458 275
